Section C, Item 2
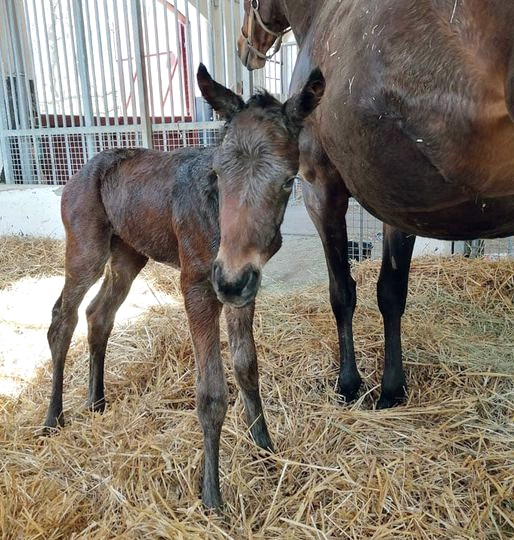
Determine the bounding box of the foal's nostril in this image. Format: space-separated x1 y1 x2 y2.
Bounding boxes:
241 268 260 296
212 260 222 285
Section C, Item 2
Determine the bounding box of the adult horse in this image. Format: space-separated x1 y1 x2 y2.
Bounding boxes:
210 0 514 408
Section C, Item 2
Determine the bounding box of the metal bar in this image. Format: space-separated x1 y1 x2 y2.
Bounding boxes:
122 0 138 124
195 0 203 64
239 0 252 98
230 0 238 92
0 120 224 137
207 0 215 74
151 0 165 121
58 0 78 127
162 0 176 123
183 0 196 121
112 1 128 126
82 1 101 124
30 0 51 125
103 1 121 148
93 0 110 124
141 1 156 122
49 1 73 178
72 0 95 159
219 0 227 83
0 64 14 182
130 0 153 148
40 1 60 128
358 204 364 261
173 0 186 121
3 6 21 130
67 0 84 126
7 1 37 182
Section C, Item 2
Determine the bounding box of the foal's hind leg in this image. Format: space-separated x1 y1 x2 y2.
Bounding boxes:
376 225 416 408
45 233 111 430
85 237 147 412
225 303 273 451
182 276 226 509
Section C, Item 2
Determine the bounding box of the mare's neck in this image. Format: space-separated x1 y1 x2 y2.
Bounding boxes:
281 0 322 44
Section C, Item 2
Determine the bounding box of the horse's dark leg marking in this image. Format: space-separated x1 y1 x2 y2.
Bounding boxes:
44 227 111 431
182 277 226 509
376 224 416 409
225 302 273 451
85 237 148 413
302 177 360 402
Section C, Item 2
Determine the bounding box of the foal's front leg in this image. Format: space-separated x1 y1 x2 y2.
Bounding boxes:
182 278 227 509
225 303 273 451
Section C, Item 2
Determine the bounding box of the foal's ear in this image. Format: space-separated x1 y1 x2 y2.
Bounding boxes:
283 68 325 128
197 63 245 120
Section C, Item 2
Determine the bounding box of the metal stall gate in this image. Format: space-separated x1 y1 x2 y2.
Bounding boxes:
1 2 512 259
0 0 257 185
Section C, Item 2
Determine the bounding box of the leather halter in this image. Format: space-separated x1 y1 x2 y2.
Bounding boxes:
245 0 291 61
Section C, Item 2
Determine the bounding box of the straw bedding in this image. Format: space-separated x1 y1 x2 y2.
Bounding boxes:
0 236 513 539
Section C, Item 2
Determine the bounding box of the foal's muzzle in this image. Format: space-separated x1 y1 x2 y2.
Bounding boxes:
211 260 261 307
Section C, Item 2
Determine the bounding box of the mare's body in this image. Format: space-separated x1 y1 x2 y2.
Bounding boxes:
231 0 514 407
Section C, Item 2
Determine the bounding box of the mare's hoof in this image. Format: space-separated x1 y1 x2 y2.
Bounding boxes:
202 490 223 511
87 398 106 413
376 388 407 409
38 414 65 436
337 375 362 403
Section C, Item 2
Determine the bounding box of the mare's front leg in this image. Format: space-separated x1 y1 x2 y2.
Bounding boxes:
182 277 227 509
376 224 416 408
302 162 360 402
225 303 273 451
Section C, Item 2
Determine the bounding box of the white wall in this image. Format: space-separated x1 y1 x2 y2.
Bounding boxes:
0 185 64 238
0 186 453 257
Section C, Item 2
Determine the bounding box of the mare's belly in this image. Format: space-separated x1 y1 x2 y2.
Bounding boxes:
320 104 514 240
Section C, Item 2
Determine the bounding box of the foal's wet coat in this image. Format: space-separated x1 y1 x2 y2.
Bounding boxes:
43 65 324 509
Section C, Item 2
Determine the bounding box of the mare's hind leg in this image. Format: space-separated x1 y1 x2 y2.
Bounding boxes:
301 156 360 401
225 302 273 451
376 224 416 408
85 237 148 412
182 276 226 509
45 231 111 430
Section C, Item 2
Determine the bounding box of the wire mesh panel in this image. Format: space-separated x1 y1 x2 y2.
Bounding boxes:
0 0 242 185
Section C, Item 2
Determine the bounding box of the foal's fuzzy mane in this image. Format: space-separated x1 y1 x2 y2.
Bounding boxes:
245 90 282 111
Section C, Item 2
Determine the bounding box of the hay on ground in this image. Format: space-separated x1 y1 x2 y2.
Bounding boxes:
0 236 513 539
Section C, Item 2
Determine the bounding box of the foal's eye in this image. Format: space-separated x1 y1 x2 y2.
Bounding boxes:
282 177 296 192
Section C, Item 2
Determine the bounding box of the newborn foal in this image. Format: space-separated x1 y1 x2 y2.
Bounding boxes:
43 64 324 508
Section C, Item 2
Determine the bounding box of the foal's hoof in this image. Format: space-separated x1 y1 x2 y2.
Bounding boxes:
376 387 407 409
337 375 362 403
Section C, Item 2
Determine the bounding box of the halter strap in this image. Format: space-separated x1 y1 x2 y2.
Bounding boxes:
245 0 291 61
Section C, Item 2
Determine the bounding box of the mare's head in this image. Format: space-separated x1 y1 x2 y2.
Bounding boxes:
197 64 324 307
238 0 290 70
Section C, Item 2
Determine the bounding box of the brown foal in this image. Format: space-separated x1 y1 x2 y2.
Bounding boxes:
43 64 325 508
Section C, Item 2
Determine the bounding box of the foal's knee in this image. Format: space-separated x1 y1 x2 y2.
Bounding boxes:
196 381 228 433
233 349 258 392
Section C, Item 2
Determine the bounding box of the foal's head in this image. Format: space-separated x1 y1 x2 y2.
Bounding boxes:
197 64 325 307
